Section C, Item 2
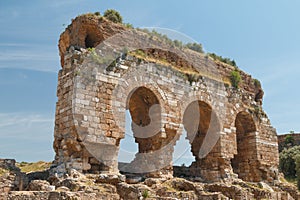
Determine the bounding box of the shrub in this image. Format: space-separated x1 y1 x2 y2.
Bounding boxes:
104 9 123 23
230 69 241 89
124 23 133 29
94 12 101 16
185 42 204 53
296 155 300 190
253 78 261 88
173 40 183 48
279 146 300 178
208 53 237 67
285 135 294 145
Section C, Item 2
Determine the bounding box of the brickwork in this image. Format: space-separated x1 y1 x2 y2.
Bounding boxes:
278 133 300 152
52 14 279 183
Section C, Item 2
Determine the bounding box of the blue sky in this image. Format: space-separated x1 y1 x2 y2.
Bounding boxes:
0 0 299 162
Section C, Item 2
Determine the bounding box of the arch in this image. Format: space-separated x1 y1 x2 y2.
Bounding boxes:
84 27 104 49
183 101 220 161
85 33 98 48
111 67 168 138
173 100 221 178
231 111 258 181
183 101 212 160
126 86 162 153
118 86 170 176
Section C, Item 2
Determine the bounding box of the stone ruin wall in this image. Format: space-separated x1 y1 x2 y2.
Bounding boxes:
278 133 300 152
52 14 279 183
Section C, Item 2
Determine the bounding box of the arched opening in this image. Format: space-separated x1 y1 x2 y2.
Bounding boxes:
128 86 161 153
173 129 195 167
118 86 163 176
172 129 195 178
118 110 138 163
184 101 213 162
231 111 257 181
85 33 98 48
174 100 220 178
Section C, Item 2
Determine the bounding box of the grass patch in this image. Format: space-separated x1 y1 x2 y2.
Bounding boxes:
142 189 149 198
16 161 51 173
0 168 9 176
285 177 297 185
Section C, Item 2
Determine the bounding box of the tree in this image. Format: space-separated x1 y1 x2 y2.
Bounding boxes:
103 9 123 23
296 155 300 190
285 135 294 145
279 146 300 178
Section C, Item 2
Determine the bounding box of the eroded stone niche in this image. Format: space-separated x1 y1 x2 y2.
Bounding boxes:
52 14 279 183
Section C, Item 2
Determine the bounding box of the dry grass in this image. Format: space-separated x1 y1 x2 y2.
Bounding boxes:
0 168 9 176
129 50 229 85
16 161 51 173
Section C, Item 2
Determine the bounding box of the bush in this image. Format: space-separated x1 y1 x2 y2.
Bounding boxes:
296 155 300 190
94 12 101 16
173 40 183 48
208 53 237 67
104 9 123 23
279 146 300 178
230 69 241 89
124 23 133 29
185 42 204 53
285 135 294 145
253 78 261 88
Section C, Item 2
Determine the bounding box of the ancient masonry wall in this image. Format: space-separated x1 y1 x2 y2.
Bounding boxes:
278 133 300 152
52 15 279 183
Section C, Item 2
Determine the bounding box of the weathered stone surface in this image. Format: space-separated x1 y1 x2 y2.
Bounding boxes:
95 173 125 185
52 14 279 185
1 163 298 199
28 180 54 191
0 159 28 193
0 12 285 200
278 133 300 152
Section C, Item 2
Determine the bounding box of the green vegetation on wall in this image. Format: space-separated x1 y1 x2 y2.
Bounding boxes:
103 9 123 23
136 28 204 54
185 43 204 53
253 78 261 88
86 10 239 69
208 53 237 67
230 69 241 89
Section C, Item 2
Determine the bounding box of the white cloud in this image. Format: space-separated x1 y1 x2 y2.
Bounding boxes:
0 50 56 62
0 49 59 73
0 43 26 47
0 112 54 139
0 112 55 161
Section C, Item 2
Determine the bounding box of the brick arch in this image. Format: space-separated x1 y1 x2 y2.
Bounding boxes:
118 83 168 151
111 72 168 137
235 111 257 134
171 99 222 179
231 111 259 182
124 84 166 112
180 91 212 121
117 84 179 176
126 86 160 127
183 101 214 158
230 105 258 128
